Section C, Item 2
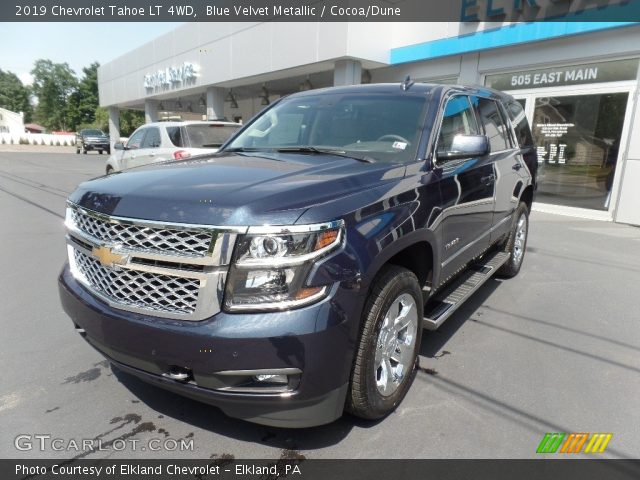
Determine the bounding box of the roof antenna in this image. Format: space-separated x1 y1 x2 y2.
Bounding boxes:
401 75 414 91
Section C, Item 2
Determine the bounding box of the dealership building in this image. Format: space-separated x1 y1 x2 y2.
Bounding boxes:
98 20 640 226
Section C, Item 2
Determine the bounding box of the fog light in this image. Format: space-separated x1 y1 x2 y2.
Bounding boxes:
254 374 288 384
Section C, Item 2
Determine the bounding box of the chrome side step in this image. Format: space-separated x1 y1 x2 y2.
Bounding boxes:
423 251 509 330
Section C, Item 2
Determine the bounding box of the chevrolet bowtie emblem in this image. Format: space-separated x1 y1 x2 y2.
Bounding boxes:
92 245 129 268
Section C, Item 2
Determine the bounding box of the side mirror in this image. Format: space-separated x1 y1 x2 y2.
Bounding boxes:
114 142 126 151
439 134 489 161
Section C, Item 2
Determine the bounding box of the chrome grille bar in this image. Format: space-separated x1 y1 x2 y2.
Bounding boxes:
65 202 247 321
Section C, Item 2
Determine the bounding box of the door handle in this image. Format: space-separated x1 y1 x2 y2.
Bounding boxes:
481 174 496 185
512 163 523 171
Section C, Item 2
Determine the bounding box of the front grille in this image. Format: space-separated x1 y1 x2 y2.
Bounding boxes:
65 203 241 320
70 209 213 256
72 249 200 315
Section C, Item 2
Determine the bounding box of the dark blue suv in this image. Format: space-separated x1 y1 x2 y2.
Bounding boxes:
59 83 536 427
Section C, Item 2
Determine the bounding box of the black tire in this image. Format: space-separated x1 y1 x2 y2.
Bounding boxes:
83 149 87 154
106 166 114 175
497 201 529 278
346 265 423 420
106 149 111 155
75 148 80 154
98 150 103 155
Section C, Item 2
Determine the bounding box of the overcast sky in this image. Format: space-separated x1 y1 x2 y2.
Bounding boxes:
0 22 184 84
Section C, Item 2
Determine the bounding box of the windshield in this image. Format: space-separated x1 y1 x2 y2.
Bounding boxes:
184 124 240 148
225 93 427 163
83 129 105 136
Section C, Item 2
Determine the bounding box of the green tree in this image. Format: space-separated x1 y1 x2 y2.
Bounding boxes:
120 109 145 136
93 106 109 132
30 59 78 131
92 106 144 138
0 69 32 122
76 62 100 125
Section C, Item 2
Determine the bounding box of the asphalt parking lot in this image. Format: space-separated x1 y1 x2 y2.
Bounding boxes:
1 150 639 460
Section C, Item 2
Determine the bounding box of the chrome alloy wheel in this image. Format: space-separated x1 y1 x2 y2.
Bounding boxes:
513 213 528 265
374 293 419 397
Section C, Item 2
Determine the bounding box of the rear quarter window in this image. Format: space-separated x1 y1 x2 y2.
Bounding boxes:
475 97 512 152
184 124 240 148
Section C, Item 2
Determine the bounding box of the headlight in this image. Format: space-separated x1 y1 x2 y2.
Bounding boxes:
224 221 344 312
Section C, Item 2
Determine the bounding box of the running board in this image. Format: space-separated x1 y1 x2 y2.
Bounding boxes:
423 251 510 330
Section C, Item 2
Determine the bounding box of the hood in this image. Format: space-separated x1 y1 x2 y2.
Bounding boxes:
69 152 405 225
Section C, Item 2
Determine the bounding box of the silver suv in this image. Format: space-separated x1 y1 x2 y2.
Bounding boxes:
106 120 241 174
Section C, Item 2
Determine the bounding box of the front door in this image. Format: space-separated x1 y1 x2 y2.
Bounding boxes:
122 128 147 170
435 95 495 283
127 127 161 169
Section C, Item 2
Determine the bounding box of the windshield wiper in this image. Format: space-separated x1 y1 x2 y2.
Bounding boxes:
275 146 374 163
223 147 267 152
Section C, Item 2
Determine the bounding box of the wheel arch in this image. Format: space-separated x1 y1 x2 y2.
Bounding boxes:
520 184 534 212
362 231 437 297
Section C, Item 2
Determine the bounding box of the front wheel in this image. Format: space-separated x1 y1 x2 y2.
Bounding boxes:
347 265 423 420
497 201 529 278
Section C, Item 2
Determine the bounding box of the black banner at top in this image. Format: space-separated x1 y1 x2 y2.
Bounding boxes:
3 0 640 22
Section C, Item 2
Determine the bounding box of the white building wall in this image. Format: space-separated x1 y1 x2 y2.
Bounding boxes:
0 107 25 135
98 21 519 108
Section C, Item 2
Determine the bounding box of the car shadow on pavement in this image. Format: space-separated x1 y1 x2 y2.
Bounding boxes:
111 366 383 453
419 278 502 360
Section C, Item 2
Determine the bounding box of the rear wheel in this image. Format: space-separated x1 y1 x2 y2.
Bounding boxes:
347 265 423 420
75 148 80 154
497 201 529 278
98 150 103 155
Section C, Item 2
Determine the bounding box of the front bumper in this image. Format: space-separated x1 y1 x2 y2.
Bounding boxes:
83 142 109 150
58 265 358 428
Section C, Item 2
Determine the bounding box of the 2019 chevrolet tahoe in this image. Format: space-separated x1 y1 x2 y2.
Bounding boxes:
59 82 536 427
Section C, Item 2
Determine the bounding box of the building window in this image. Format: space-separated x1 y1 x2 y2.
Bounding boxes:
532 93 629 211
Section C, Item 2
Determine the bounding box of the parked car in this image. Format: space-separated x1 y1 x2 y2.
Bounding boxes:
59 83 536 427
105 120 241 174
76 129 110 155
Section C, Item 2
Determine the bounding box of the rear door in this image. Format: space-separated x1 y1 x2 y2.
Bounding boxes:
505 100 536 188
435 95 496 282
473 96 523 243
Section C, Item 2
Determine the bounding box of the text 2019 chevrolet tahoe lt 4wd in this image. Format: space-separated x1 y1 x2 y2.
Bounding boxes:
59 83 536 427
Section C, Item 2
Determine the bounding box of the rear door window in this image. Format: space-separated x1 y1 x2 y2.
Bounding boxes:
505 101 534 149
166 126 183 147
475 97 512 152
